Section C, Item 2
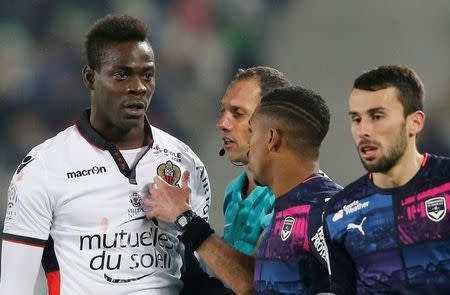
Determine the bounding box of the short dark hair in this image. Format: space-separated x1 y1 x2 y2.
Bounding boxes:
257 86 330 158
85 15 149 70
233 66 291 98
353 65 425 116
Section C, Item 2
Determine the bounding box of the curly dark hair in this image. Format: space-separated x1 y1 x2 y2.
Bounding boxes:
85 15 149 70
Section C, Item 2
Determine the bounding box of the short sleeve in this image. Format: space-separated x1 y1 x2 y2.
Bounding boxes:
3 151 53 245
324 206 357 295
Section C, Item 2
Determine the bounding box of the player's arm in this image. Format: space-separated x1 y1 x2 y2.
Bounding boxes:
323 211 357 295
178 159 237 295
180 247 235 295
0 240 45 294
307 204 332 294
145 172 254 295
194 233 254 295
0 152 53 294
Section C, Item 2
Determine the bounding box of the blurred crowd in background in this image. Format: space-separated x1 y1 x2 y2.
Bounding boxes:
0 0 287 170
1 0 449 235
0 0 291 220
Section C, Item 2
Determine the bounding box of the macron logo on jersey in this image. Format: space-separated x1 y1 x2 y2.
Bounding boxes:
67 166 107 179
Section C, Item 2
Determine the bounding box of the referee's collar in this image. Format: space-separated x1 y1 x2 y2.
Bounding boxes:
75 109 153 150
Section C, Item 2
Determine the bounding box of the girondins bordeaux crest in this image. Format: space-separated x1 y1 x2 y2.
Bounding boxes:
425 197 446 222
281 216 295 241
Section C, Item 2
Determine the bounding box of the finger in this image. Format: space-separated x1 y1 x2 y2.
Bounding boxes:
147 182 155 195
148 185 161 198
143 197 152 207
148 184 156 196
181 170 190 189
142 196 152 212
153 176 170 189
144 197 158 209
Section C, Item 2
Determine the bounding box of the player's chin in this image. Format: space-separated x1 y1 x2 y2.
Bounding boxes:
229 150 248 162
118 116 144 130
361 159 383 173
226 152 238 162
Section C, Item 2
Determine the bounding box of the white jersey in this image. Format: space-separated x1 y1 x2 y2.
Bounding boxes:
2 111 211 295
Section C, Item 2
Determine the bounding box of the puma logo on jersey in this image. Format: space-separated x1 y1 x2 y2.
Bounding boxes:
67 166 107 179
346 216 367 235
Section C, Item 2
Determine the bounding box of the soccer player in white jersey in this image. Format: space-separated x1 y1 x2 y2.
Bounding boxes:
0 15 211 295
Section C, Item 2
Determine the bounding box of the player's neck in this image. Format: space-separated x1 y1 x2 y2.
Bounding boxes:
113 127 146 150
244 167 257 196
271 154 319 198
372 145 423 189
92 120 147 150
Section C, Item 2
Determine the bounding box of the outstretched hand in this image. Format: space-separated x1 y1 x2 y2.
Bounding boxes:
144 170 192 223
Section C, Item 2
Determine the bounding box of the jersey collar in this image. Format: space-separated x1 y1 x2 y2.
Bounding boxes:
75 109 153 150
75 109 153 184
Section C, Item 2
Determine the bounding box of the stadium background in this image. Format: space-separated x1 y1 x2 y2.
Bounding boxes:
0 1 449 293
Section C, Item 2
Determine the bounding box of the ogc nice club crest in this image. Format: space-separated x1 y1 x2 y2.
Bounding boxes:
425 197 446 222
157 160 181 186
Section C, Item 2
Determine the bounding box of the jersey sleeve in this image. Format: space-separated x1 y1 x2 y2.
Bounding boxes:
307 203 331 293
187 151 211 222
2 151 53 245
323 205 357 295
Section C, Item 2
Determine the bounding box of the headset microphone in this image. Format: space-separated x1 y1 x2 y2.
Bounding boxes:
219 148 225 157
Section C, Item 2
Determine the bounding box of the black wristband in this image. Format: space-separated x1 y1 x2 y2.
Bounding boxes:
180 216 215 250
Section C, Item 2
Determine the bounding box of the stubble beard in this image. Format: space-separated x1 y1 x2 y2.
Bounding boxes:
360 123 408 173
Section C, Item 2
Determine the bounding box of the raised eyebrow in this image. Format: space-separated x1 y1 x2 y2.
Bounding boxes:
114 64 155 72
221 105 244 112
115 65 131 71
348 107 386 117
220 103 249 114
140 66 155 74
367 107 386 115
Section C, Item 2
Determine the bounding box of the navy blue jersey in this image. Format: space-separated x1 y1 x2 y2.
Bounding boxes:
254 173 342 294
324 154 450 295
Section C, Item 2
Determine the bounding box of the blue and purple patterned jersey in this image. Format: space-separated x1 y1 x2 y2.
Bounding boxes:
324 154 450 295
254 173 342 295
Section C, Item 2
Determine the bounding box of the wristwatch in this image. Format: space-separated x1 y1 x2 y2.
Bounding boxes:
174 209 196 231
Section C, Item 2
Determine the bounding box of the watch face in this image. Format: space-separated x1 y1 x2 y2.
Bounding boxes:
178 216 188 227
175 210 195 230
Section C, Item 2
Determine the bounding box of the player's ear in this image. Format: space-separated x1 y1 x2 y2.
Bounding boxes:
407 110 425 137
82 66 95 90
268 128 282 152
